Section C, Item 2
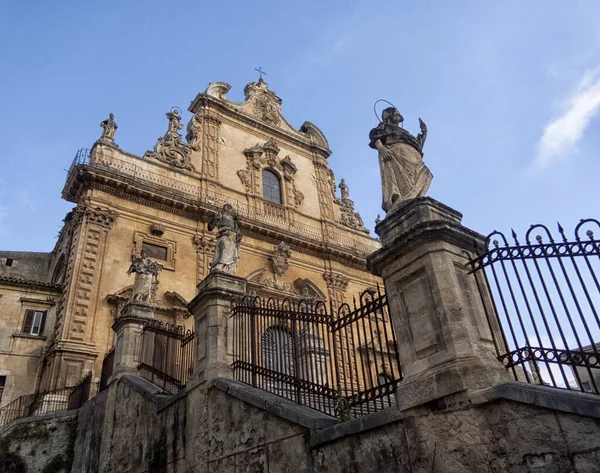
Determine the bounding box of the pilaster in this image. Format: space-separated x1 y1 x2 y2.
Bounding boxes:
367 197 509 410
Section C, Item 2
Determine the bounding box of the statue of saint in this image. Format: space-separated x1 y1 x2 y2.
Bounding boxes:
339 179 350 201
208 204 243 275
100 113 118 142
165 109 184 143
369 107 432 213
127 250 162 304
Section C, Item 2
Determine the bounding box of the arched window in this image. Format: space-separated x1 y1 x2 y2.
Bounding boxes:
262 169 282 205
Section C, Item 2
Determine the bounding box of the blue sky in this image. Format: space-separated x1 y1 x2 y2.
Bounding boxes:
1 1 600 251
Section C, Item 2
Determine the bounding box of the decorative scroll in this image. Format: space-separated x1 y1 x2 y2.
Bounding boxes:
145 109 192 170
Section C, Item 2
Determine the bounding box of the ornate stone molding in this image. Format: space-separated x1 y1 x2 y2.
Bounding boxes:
247 268 299 296
150 223 166 237
73 203 118 229
270 241 291 279
145 109 192 170
244 78 282 126
323 272 349 292
192 233 217 284
186 110 221 179
238 140 303 209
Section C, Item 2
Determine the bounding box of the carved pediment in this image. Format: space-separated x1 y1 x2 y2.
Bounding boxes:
244 79 283 126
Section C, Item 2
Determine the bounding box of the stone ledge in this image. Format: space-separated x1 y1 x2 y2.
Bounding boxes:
309 407 403 448
0 409 78 436
471 382 600 419
211 378 337 430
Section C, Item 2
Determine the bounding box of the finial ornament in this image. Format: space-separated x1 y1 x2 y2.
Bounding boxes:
369 106 432 213
99 113 118 146
207 204 243 275
338 179 369 234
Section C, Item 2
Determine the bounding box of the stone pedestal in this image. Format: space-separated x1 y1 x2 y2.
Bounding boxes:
367 197 509 410
187 271 247 385
111 302 154 380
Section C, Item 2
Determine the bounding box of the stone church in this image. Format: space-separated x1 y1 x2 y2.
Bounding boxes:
0 78 381 402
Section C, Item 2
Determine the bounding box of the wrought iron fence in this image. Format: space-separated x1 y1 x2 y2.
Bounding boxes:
67 371 92 409
0 372 91 428
231 288 402 418
470 220 600 394
138 320 195 394
99 346 115 392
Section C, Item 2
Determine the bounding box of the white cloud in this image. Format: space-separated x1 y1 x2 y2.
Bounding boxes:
535 68 600 168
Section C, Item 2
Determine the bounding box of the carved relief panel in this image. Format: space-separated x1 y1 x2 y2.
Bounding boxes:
192 233 216 284
186 111 221 180
313 157 336 221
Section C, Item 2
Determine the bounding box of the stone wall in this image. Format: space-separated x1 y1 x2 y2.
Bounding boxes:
67 375 600 473
0 411 77 473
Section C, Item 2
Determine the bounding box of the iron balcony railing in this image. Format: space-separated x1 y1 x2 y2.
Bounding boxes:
470 219 600 394
66 149 380 256
231 288 402 419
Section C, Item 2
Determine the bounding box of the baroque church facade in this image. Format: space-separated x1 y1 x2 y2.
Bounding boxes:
0 78 381 401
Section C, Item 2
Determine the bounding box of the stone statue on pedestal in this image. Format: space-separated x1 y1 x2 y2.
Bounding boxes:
369 107 432 213
208 204 242 275
99 113 118 144
127 250 162 303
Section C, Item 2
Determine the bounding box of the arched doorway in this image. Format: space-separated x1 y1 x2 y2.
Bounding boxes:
262 326 296 399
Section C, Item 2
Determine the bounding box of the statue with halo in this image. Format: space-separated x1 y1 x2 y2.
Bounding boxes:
369 105 432 213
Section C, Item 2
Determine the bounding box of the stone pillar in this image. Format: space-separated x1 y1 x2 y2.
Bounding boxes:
367 197 509 410
187 272 246 385
111 302 154 379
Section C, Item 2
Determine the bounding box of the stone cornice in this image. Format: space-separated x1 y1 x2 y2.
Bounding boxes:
367 220 485 276
64 165 372 269
0 276 62 292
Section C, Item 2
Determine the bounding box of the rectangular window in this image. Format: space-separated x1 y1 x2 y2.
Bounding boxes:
142 242 168 261
22 310 46 336
0 376 5 404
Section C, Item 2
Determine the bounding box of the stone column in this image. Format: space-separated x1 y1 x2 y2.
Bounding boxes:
111 302 154 380
187 272 246 385
367 197 509 410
